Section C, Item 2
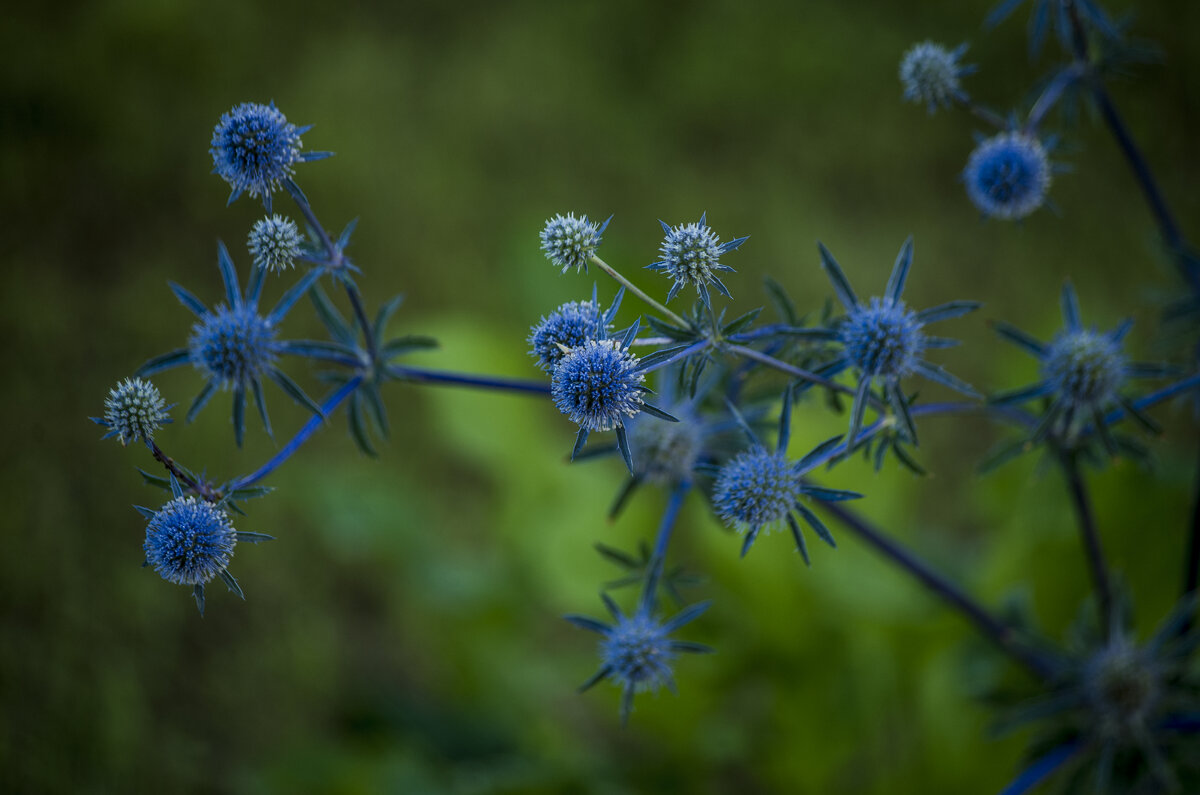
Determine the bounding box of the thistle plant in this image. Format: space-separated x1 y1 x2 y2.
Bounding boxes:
92 0 1200 788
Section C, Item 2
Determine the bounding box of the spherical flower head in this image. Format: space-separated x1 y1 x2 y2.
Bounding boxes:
210 102 302 203
144 496 236 586
900 41 968 112
713 447 799 532
653 217 741 303
541 213 604 274
839 297 926 378
964 132 1051 221
601 613 674 693
188 305 278 389
104 377 169 445
248 214 303 273
1083 644 1160 737
1042 329 1126 409
527 300 604 373
630 413 701 484
551 340 645 432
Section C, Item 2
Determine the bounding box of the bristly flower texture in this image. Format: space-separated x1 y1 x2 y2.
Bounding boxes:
553 340 646 432
964 131 1052 221
565 594 713 725
648 213 748 307
97 377 171 446
714 391 860 561
817 238 981 445
991 283 1169 445
899 41 974 113
527 286 624 373
135 240 326 446
551 322 680 474
209 101 331 212
541 213 609 274
143 496 237 587
248 214 303 273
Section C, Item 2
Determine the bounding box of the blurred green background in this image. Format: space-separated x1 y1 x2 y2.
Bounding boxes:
3 1 1199 792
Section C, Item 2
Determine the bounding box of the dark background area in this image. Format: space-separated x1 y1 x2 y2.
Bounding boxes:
2 1 1198 792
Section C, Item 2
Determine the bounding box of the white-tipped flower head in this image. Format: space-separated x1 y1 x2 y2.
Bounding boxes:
248 214 303 272
103 377 170 446
541 213 607 274
900 41 971 113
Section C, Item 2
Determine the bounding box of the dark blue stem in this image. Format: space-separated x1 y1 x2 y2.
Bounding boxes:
386 364 550 395
230 376 363 490
640 480 692 614
283 178 378 358
819 499 1058 680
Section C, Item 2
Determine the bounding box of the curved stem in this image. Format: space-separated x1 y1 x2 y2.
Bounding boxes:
819 500 1057 680
966 100 1009 130
1024 64 1084 132
724 343 884 409
230 376 363 490
640 480 691 614
1061 453 1113 639
386 364 550 395
1062 2 1198 290
589 254 691 329
150 441 218 501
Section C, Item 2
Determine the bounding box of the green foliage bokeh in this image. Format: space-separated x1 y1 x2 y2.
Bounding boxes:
2 0 1198 792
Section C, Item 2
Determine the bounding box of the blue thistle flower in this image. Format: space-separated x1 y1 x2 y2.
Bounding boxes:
94 377 171 446
135 241 329 446
210 101 332 212
565 594 713 725
899 41 974 113
647 213 748 308
629 413 702 486
143 496 236 587
964 131 1052 221
527 285 625 373
540 212 609 274
991 283 1171 448
713 389 861 560
551 320 680 474
248 214 303 273
136 475 274 615
816 238 981 446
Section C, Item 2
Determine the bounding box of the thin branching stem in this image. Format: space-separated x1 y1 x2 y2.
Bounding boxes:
1062 1 1198 290
230 376 364 490
149 441 218 501
819 500 1057 680
724 343 886 410
589 254 691 329
640 480 691 614
385 364 551 395
1061 453 1113 640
